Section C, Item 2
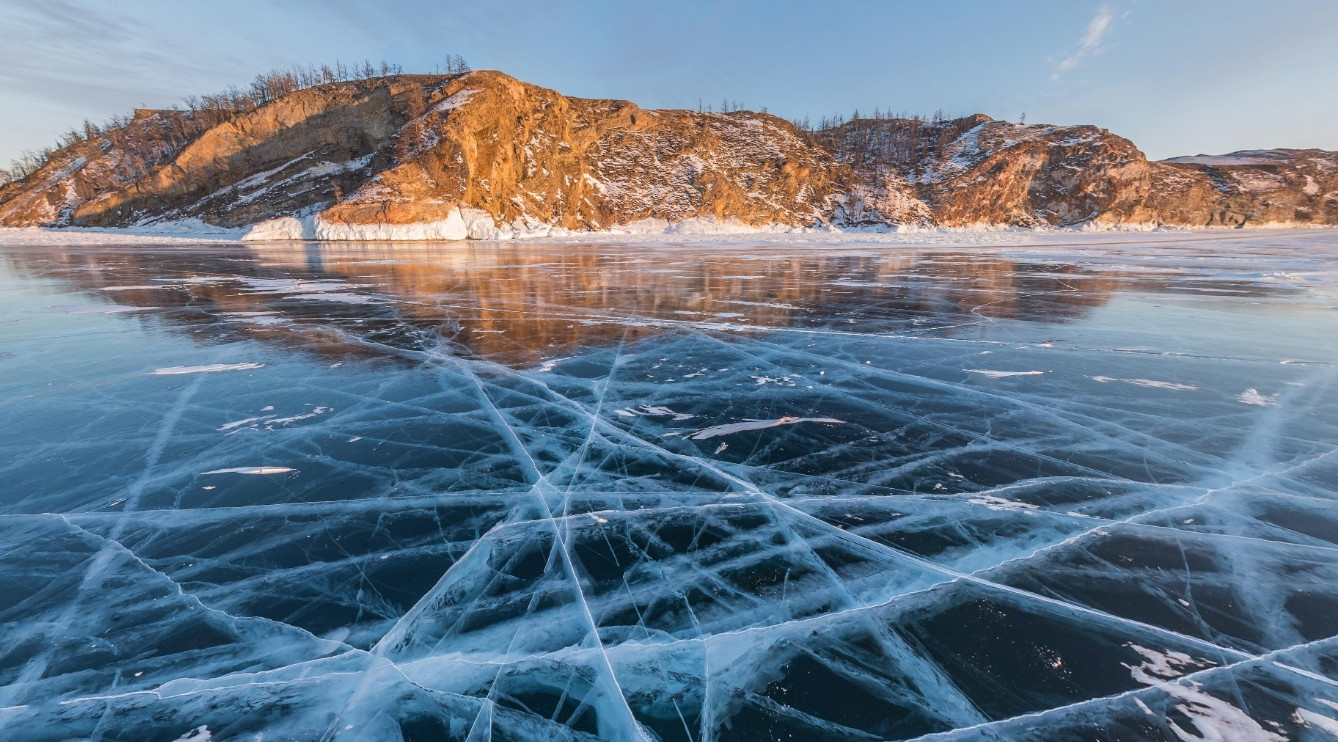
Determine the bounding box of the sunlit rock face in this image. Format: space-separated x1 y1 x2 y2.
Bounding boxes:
1 231 1337 740
2 71 1334 235
0 71 904 236
819 115 1338 228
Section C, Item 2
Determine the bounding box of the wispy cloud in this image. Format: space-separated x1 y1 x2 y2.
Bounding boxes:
1051 4 1117 78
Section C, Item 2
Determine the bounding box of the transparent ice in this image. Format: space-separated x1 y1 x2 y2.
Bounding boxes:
0 233 1336 741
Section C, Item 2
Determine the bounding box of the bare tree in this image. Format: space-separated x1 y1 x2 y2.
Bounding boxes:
396 82 427 160
3 58 432 189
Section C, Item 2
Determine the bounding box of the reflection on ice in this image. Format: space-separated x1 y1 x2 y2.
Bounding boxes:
0 232 1336 740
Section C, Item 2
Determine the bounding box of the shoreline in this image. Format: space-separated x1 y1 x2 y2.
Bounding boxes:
1 222 1335 249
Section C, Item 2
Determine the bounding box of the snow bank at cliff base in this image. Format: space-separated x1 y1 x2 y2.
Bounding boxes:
5 219 1334 247
242 210 471 242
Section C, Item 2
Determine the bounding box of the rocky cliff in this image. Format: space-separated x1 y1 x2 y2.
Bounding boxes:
1 71 1334 238
818 115 1338 228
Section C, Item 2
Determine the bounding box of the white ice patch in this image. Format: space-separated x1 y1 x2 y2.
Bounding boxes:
1124 644 1210 683
239 277 351 295
172 727 212 742
615 405 695 422
965 495 1039 512
459 207 502 239
222 311 287 326
1091 376 1198 391
218 416 270 431
48 305 147 314
1237 389 1277 406
300 208 471 241
287 292 377 304
1295 708 1338 736
151 363 264 375
1120 645 1280 741
268 406 331 426
688 416 846 440
200 467 294 475
636 405 694 422
536 357 571 372
218 406 329 432
242 215 315 241
966 369 1045 378
1162 683 1285 742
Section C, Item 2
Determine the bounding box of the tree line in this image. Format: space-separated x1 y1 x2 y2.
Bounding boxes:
0 54 471 188
799 108 989 171
788 107 957 135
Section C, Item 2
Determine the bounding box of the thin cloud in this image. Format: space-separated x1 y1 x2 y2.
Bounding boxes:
1052 4 1117 78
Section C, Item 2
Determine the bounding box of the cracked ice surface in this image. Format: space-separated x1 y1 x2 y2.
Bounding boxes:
0 232 1337 741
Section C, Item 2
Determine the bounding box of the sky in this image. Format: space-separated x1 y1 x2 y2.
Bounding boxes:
1 0 1336 164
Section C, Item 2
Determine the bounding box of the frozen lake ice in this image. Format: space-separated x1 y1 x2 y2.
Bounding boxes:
0 231 1336 740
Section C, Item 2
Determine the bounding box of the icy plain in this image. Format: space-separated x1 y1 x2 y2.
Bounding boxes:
0 231 1336 741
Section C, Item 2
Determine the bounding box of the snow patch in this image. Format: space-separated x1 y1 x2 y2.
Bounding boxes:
966 369 1046 378
617 405 695 422
200 467 294 475
172 727 212 742
433 89 480 113
688 416 846 440
1091 376 1198 391
151 363 264 375
1237 389 1277 406
965 495 1039 512
536 357 571 372
1295 708 1338 736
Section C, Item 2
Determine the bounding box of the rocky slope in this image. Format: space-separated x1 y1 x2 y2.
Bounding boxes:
818 115 1338 228
1 71 1334 238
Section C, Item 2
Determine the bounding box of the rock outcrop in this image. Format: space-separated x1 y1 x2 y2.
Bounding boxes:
818 115 1338 228
1 71 1334 237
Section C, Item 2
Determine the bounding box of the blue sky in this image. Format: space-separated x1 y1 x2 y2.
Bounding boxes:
2 0 1335 163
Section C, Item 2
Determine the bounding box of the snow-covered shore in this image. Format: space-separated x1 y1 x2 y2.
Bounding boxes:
1 220 1333 249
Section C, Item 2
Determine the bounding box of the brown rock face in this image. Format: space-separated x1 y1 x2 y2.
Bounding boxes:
820 115 1153 227
1140 151 1338 227
325 71 909 231
70 78 417 228
0 109 202 227
820 115 1338 228
1 72 905 234
1 71 1334 235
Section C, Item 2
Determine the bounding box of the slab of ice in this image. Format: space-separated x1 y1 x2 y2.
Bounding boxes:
0 230 1336 741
